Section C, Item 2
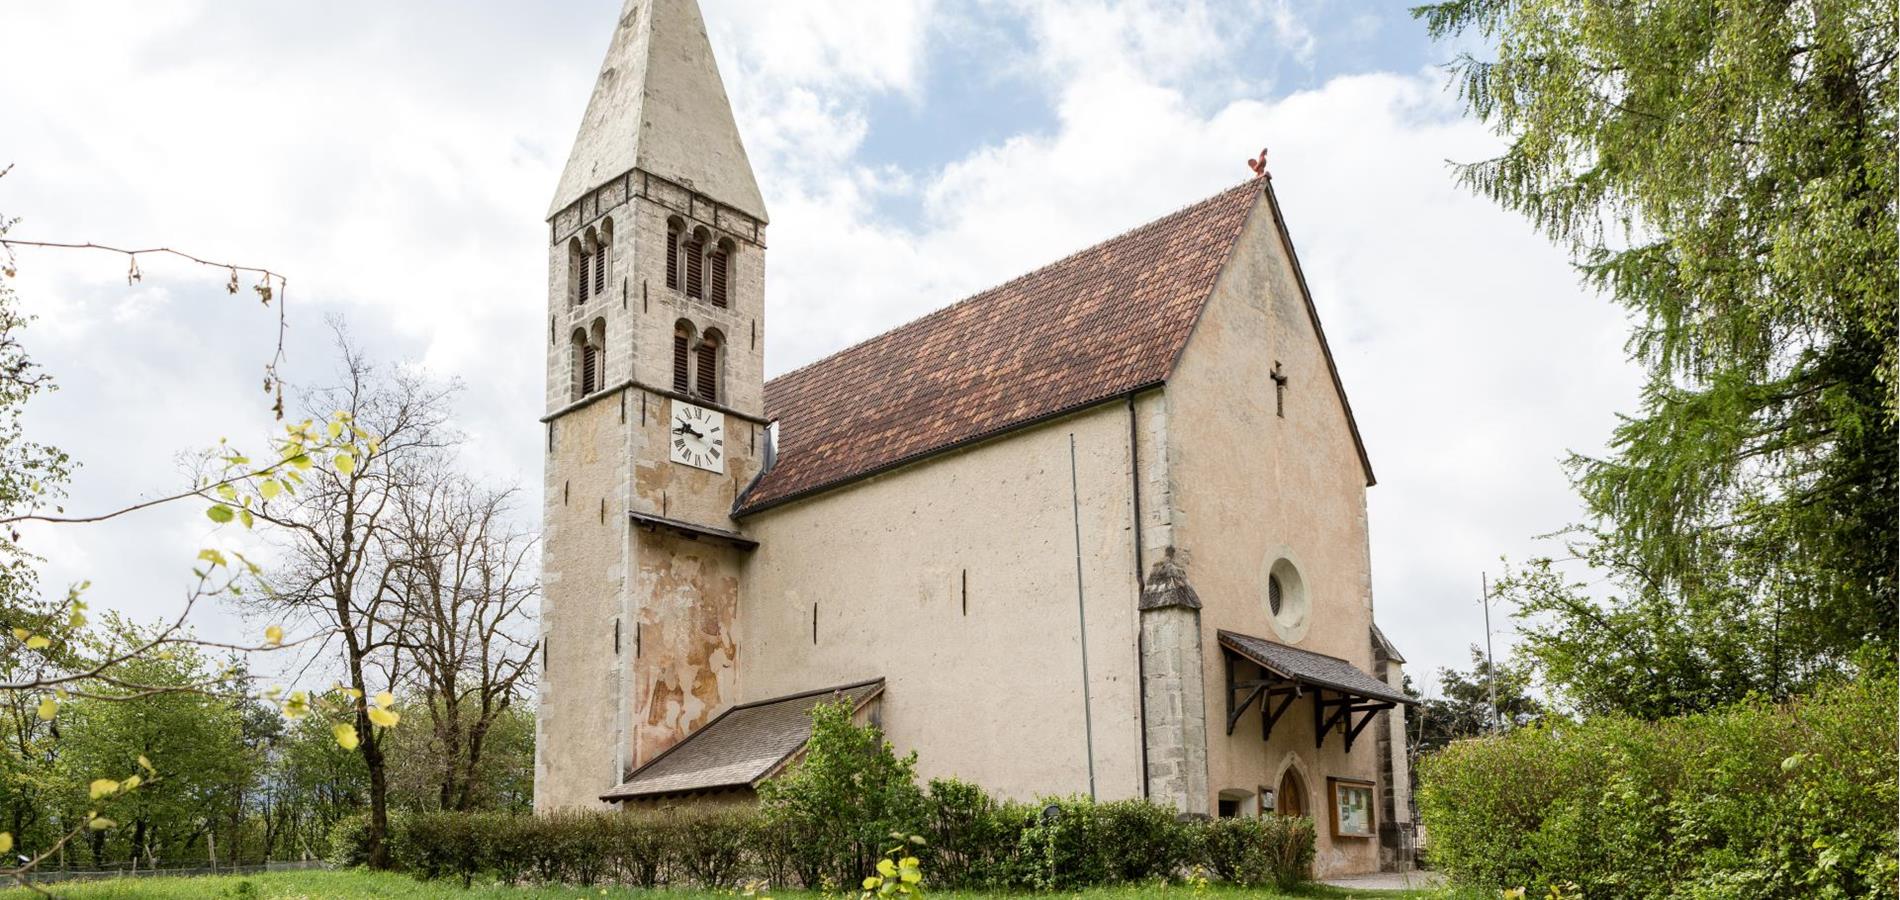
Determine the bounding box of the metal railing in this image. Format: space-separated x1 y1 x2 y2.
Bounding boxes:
17 858 329 885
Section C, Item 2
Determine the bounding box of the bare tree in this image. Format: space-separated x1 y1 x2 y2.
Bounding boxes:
250 326 455 869
389 474 537 812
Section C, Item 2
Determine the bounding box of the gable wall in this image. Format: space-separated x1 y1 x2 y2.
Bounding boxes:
737 398 1158 802
1163 186 1382 875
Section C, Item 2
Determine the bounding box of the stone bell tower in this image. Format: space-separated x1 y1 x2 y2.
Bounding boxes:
535 0 770 812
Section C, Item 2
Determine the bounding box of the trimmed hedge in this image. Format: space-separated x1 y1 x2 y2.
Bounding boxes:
1418 676 1898 898
349 702 1312 890
341 790 1314 891
361 807 758 889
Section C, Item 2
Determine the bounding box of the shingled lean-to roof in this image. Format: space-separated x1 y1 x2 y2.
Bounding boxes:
736 178 1370 516
1219 630 1412 706
602 679 884 801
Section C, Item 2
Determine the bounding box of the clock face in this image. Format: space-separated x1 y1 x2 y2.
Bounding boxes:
668 400 726 473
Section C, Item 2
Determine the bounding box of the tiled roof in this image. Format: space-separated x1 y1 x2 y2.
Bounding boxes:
1219 630 1412 706
734 180 1267 515
600 679 883 801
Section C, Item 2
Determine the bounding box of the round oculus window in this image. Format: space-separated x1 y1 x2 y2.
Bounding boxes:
1265 557 1310 642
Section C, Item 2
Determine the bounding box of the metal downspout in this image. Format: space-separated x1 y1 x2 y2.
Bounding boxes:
1129 392 1150 799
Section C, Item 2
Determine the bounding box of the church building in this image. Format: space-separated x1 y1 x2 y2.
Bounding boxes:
535 0 1416 877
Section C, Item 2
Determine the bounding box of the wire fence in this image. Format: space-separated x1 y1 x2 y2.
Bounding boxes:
18 858 329 885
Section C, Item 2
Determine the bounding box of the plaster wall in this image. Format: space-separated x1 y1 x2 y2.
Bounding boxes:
536 396 629 811
737 401 1155 803
1165 189 1383 876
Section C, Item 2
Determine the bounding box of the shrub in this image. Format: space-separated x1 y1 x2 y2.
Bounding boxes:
482 813 536 884
923 777 1030 888
505 810 614 885
394 810 505 887
1418 676 1899 898
559 809 619 886
1011 796 1110 890
608 809 672 888
994 795 1198 889
757 700 925 888
325 812 373 867
1254 814 1316 888
1097 798 1193 883
669 807 754 888
1192 814 1313 889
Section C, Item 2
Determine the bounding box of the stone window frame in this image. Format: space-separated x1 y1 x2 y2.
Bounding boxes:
1264 551 1312 643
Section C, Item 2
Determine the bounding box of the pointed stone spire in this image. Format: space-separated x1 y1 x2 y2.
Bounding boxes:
549 0 767 222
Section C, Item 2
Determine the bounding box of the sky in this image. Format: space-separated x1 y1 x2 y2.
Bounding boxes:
0 0 1643 695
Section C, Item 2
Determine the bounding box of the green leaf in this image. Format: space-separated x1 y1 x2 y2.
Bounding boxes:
206 504 236 523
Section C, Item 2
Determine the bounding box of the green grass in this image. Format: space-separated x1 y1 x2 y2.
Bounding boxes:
0 868 1444 900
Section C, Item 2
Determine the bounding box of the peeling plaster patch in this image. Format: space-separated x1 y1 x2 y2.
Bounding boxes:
633 533 740 766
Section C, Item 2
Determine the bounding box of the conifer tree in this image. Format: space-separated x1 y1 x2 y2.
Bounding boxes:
1418 0 1897 713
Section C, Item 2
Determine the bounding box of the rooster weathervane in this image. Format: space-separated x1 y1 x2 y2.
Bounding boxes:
1246 147 1269 179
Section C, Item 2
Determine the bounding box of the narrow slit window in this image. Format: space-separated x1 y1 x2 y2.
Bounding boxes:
581 344 598 395
578 250 593 302
593 242 607 295
665 221 682 290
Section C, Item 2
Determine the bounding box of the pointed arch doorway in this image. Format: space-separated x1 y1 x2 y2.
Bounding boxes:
1276 767 1307 817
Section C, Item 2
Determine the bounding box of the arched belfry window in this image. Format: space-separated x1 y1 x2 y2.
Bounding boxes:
708 239 733 308
665 218 684 291
672 320 695 394
684 227 708 299
695 330 723 404
571 318 608 400
570 329 593 399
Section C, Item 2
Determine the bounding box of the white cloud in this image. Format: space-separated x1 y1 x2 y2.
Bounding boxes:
0 1 1642 690
712 3 1645 686
1259 0 1319 65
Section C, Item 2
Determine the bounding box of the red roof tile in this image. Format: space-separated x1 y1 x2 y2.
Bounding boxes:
736 180 1266 515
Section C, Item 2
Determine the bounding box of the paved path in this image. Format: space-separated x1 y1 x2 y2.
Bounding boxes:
1319 869 1447 891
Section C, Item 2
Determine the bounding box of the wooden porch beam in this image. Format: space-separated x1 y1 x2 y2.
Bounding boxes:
1261 686 1300 741
1314 688 1354 748
1343 705 1387 752
1226 682 1268 736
